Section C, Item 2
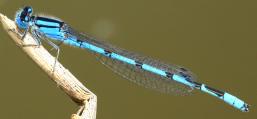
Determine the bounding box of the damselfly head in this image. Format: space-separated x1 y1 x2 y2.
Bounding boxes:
15 6 33 29
21 6 33 21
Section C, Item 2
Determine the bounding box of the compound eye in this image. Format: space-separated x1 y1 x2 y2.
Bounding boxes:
28 9 32 13
23 6 33 14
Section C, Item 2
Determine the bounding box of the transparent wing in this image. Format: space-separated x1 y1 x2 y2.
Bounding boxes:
65 25 196 95
93 48 195 95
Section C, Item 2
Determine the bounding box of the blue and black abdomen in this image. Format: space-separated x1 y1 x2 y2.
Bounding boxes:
61 26 197 94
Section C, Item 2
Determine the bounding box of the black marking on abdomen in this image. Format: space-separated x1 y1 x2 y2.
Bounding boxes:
104 50 112 57
184 77 194 84
165 72 173 78
76 39 83 47
205 85 225 97
179 72 189 78
192 81 202 89
135 61 143 68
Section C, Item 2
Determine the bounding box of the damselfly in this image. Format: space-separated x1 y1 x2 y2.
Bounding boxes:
15 6 249 112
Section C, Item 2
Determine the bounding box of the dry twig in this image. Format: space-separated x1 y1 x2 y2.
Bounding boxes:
0 13 97 119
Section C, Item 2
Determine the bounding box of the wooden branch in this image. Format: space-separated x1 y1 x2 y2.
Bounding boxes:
0 13 97 119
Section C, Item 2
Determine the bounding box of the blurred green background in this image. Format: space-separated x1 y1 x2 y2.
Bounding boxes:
0 0 256 119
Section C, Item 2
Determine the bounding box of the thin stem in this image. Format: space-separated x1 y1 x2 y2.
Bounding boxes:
0 13 97 119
